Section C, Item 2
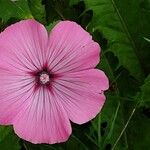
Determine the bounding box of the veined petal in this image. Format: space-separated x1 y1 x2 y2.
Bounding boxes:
0 69 35 125
13 87 72 144
0 19 48 72
53 85 106 124
56 69 109 93
47 21 100 74
52 69 109 124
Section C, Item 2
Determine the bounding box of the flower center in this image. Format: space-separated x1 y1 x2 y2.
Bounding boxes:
39 72 50 85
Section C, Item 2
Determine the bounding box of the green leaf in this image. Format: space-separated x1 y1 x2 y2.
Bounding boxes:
100 94 128 150
43 0 65 23
85 0 144 80
46 21 60 32
0 0 32 23
0 126 21 150
140 74 150 101
27 0 46 24
23 135 88 150
125 106 150 149
69 0 81 6
112 0 150 75
43 0 87 25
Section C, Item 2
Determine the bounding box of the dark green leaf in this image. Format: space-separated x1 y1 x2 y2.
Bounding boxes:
23 135 88 150
125 106 150 149
0 126 21 150
140 74 150 101
27 0 46 24
85 0 145 80
46 21 60 32
0 0 32 23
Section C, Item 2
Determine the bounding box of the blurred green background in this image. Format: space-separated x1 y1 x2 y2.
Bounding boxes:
0 0 150 150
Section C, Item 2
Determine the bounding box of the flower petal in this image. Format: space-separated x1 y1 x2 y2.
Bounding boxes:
47 21 100 74
0 19 48 72
13 87 72 144
52 69 109 124
57 69 109 92
0 69 35 125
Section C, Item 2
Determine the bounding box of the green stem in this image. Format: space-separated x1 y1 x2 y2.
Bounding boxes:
98 115 101 148
112 101 140 149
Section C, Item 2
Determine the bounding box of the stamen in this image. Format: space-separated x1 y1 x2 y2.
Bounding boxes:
40 72 50 85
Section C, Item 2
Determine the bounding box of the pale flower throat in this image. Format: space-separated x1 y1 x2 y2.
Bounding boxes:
39 72 50 85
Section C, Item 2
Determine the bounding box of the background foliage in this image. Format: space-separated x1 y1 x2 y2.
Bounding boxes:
0 0 150 149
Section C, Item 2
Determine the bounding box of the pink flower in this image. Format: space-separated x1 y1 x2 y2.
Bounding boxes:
0 19 109 144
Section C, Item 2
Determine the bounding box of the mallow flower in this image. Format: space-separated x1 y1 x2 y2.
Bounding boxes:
0 19 109 144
